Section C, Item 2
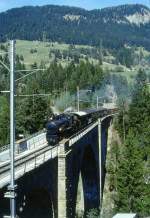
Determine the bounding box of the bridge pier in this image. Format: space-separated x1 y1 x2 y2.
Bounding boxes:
58 144 67 218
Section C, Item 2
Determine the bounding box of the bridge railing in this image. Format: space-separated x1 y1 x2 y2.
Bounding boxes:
68 121 98 147
68 113 116 147
68 112 116 142
26 132 47 151
25 129 46 141
0 143 60 188
0 132 47 164
0 130 46 154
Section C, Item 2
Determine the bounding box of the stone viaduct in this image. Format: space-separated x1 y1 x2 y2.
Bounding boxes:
0 115 114 218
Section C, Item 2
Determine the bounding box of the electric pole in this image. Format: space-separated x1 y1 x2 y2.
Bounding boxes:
8 40 17 218
98 119 102 208
1 41 17 218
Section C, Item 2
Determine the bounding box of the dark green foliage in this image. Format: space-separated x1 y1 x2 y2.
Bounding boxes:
0 44 7 51
134 69 147 92
0 54 11 145
68 61 103 92
30 62 38 69
16 95 52 135
0 96 9 146
87 208 99 218
15 54 26 80
116 69 149 140
26 60 104 94
115 98 129 142
128 70 150 134
114 83 150 216
30 48 37 54
0 4 150 50
20 55 24 61
115 131 148 215
116 47 134 68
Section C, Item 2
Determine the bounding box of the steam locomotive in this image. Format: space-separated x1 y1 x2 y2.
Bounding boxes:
46 108 116 146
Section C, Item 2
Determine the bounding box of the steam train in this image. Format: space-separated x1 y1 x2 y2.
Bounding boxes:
46 107 116 146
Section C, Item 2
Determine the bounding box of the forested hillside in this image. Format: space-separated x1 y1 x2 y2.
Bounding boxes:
0 4 150 50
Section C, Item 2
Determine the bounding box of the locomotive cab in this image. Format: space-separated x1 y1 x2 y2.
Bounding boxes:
46 113 74 145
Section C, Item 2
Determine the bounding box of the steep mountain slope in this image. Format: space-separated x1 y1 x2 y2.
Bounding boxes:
0 4 150 50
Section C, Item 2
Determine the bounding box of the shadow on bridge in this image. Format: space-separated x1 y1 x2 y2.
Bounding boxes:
81 145 99 215
66 143 100 218
0 187 9 218
18 188 53 218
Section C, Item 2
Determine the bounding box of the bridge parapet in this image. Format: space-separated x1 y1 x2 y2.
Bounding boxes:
0 143 61 188
68 113 116 148
0 131 46 154
69 121 98 147
0 132 47 163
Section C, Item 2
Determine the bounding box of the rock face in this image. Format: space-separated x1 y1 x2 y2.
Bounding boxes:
125 8 150 26
0 4 150 49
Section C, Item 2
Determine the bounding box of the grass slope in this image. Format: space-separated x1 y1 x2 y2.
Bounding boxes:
0 40 150 82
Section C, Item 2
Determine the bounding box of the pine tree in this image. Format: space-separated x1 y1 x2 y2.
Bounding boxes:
0 96 9 146
128 85 150 135
115 131 149 216
16 95 52 136
115 83 150 217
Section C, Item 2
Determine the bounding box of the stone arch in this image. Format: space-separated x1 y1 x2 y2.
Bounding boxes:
80 144 100 215
17 187 54 218
66 126 100 218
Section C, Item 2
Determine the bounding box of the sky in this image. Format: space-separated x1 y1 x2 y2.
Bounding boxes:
0 0 149 12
